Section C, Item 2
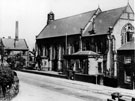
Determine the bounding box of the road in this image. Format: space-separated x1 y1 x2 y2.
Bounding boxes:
12 71 110 101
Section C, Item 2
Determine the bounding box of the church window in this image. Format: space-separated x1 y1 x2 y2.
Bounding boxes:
45 47 49 57
121 23 134 45
40 47 43 56
98 62 102 73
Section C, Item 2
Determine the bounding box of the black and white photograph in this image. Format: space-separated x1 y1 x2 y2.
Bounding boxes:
0 0 135 101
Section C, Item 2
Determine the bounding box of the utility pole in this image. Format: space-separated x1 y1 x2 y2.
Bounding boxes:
79 28 83 51
65 33 68 54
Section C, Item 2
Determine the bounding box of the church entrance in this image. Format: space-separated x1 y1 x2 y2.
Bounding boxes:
52 59 58 71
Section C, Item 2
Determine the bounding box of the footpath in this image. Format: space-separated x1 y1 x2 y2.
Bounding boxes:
20 69 135 100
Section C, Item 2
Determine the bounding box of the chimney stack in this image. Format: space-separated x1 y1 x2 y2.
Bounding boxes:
15 21 19 40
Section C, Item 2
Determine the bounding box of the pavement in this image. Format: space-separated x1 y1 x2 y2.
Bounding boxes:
20 69 67 78
19 69 135 100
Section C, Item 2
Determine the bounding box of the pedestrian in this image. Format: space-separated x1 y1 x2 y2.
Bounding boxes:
1 84 6 97
36 54 42 70
13 71 19 94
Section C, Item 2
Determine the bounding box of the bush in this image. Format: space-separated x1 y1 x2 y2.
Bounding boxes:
0 65 19 100
0 65 14 87
7 54 26 70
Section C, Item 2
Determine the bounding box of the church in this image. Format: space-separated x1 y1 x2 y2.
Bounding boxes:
36 3 134 88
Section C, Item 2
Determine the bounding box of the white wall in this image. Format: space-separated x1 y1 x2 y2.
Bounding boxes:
88 58 98 75
112 19 134 50
112 5 134 50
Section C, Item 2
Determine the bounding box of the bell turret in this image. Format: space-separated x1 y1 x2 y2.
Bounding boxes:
47 11 55 25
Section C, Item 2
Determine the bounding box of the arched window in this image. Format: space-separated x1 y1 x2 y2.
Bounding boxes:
121 23 134 45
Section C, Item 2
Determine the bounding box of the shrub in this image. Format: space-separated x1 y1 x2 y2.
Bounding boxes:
0 65 14 87
7 54 26 70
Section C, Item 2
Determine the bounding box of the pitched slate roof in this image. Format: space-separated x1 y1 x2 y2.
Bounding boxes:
37 5 129 39
95 7 126 34
83 6 126 36
2 38 29 50
64 50 99 59
73 50 99 56
37 9 97 39
118 40 135 50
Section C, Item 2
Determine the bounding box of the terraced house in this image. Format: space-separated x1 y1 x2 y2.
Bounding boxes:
36 4 134 88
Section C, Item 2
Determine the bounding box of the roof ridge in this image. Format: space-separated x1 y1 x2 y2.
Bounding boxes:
102 6 126 13
2 38 25 40
53 9 97 22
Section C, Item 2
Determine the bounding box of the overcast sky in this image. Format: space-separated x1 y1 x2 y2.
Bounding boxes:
0 0 134 50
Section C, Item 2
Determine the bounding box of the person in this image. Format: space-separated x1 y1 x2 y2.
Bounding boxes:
68 64 74 80
1 82 6 98
36 54 42 70
13 71 19 94
13 71 19 83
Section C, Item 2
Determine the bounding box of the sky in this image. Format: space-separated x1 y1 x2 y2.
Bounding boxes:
0 0 134 50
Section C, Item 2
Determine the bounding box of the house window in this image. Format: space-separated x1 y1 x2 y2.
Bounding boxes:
23 51 26 55
124 71 131 84
124 56 131 64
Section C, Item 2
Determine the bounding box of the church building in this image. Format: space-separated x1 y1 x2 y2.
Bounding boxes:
36 4 134 87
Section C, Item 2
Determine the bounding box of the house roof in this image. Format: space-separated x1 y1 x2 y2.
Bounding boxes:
118 40 135 50
64 50 99 59
83 6 126 36
2 38 29 51
37 9 97 39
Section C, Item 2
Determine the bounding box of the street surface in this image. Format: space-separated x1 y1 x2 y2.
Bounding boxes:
12 71 110 101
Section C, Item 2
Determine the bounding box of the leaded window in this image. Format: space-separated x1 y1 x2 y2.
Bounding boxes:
121 23 134 45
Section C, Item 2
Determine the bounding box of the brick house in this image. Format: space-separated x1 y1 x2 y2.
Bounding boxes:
117 39 135 89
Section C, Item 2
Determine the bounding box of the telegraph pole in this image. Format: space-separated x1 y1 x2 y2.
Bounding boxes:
79 28 83 51
65 33 68 54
